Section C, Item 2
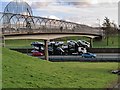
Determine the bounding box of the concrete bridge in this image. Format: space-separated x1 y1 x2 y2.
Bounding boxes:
0 12 104 60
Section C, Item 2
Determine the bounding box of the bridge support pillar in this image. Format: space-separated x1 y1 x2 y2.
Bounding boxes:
44 40 49 61
2 36 5 47
90 38 93 48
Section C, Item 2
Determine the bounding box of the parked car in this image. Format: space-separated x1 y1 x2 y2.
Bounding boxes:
32 50 44 56
62 44 68 49
67 40 79 54
81 40 90 47
111 70 120 74
55 41 64 46
48 47 54 55
48 41 64 46
77 40 90 48
54 47 65 55
31 41 44 47
48 41 55 46
67 40 77 46
78 47 87 54
81 52 96 58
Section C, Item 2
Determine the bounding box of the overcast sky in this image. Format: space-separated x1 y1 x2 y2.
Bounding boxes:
0 0 119 27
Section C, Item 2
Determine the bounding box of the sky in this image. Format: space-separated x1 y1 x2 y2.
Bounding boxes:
0 0 119 27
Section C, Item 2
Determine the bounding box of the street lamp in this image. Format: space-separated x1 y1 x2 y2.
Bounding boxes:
97 18 101 27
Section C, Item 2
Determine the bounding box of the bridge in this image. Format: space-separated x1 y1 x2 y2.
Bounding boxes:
0 12 103 37
0 0 104 60
0 12 103 60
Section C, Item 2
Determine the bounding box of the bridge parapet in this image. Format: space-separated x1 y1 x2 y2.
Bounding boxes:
0 12 103 36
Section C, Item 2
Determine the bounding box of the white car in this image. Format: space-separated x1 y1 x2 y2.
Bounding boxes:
77 40 90 48
78 47 87 54
67 40 77 46
81 40 90 47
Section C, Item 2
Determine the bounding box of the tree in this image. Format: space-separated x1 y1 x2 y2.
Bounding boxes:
102 17 117 46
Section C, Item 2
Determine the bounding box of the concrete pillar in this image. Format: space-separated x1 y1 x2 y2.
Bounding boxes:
2 36 5 47
44 40 49 60
90 38 93 48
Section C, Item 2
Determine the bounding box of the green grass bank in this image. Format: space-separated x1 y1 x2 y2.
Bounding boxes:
2 48 118 88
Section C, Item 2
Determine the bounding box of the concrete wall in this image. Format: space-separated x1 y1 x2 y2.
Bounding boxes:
87 48 120 53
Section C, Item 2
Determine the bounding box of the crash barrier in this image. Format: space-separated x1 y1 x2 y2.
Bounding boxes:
48 57 120 62
10 48 120 53
87 48 120 53
10 48 33 53
26 55 120 62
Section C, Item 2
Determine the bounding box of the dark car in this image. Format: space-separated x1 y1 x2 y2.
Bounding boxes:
111 70 120 74
54 47 65 55
31 41 44 47
81 52 96 58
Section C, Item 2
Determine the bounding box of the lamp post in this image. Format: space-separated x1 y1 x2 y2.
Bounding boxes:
97 18 102 35
97 18 100 27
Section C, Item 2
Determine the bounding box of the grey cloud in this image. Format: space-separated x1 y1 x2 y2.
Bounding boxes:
31 0 91 9
31 2 51 9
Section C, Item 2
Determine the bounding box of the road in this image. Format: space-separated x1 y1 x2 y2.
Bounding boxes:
49 53 119 58
27 53 120 62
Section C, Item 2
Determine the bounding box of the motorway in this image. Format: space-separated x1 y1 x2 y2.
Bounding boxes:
27 53 120 62
50 53 119 58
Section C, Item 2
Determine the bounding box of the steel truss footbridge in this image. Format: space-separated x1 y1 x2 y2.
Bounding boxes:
0 12 103 38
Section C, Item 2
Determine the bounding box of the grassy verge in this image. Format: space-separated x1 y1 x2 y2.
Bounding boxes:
5 39 42 48
2 48 118 88
93 34 119 48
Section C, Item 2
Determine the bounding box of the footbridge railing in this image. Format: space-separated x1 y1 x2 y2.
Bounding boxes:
0 12 103 36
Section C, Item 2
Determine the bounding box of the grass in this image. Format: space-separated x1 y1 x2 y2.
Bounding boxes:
4 34 120 48
2 48 118 88
5 39 42 48
93 34 120 48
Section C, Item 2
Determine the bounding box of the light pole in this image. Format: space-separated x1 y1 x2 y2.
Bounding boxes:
97 18 102 35
97 18 101 27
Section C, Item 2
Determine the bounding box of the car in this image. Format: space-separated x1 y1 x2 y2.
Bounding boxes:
31 41 44 47
55 41 64 46
32 50 44 56
81 40 90 47
77 40 90 48
81 52 96 58
31 49 37 53
78 47 87 54
54 47 65 55
111 70 120 74
48 41 55 46
67 40 77 46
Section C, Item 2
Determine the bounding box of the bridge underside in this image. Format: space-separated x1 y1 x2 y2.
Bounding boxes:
4 33 98 40
3 33 97 61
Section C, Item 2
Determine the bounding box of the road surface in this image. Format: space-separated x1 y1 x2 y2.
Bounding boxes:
27 53 120 62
